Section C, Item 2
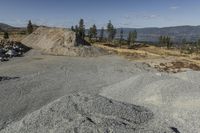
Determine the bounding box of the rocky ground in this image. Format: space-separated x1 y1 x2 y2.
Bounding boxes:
0 50 199 133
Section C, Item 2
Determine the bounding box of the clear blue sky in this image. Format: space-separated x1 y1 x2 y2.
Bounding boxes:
0 0 200 28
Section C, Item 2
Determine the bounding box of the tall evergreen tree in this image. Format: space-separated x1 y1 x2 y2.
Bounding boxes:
88 24 97 42
120 28 124 44
27 20 33 34
3 32 9 39
92 24 97 41
127 31 137 46
88 27 93 42
75 25 79 35
166 36 171 48
78 19 85 39
159 36 163 45
197 39 200 48
182 38 187 45
107 20 116 42
71 26 75 31
100 27 104 42
127 32 131 46
133 30 137 40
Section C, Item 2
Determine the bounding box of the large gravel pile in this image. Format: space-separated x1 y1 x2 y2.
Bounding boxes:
101 72 200 133
22 27 106 56
0 93 173 133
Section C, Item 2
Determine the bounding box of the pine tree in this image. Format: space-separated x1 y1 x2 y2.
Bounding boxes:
120 28 123 44
78 19 85 39
3 32 9 39
88 24 97 42
127 31 137 46
27 20 33 34
107 20 116 42
92 24 97 41
182 38 187 45
159 36 163 45
71 26 75 31
88 27 93 42
166 36 172 48
197 39 200 49
133 30 137 40
100 27 104 42
75 25 79 35
127 32 131 45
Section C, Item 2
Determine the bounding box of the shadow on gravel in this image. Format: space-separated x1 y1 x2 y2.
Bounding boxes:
170 127 181 133
0 76 19 82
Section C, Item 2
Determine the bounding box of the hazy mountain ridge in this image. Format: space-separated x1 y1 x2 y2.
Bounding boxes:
1 23 200 42
0 23 25 32
110 26 200 42
0 23 15 31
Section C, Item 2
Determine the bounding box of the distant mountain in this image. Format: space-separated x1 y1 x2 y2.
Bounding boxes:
1 22 200 42
118 26 200 42
0 23 15 31
0 23 26 32
94 25 200 43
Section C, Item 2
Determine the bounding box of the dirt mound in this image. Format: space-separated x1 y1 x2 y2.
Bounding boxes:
22 27 106 56
0 93 172 133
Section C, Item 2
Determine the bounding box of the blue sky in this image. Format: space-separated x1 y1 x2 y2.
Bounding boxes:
0 0 200 28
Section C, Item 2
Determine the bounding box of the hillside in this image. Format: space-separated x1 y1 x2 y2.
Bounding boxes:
94 25 200 43
119 26 200 42
0 23 24 32
0 23 14 31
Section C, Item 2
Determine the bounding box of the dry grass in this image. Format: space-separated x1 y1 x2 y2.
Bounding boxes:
0 34 27 42
94 43 160 60
94 43 200 73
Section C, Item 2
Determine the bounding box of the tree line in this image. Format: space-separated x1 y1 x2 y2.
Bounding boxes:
1 19 140 49
71 19 138 47
158 35 200 50
159 36 172 48
3 19 200 52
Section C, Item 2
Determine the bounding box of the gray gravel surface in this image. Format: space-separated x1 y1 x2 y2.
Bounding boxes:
101 72 200 133
0 50 199 133
0 51 154 132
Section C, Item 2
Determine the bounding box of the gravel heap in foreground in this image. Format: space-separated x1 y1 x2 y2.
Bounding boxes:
101 71 200 133
0 93 173 133
22 27 106 56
